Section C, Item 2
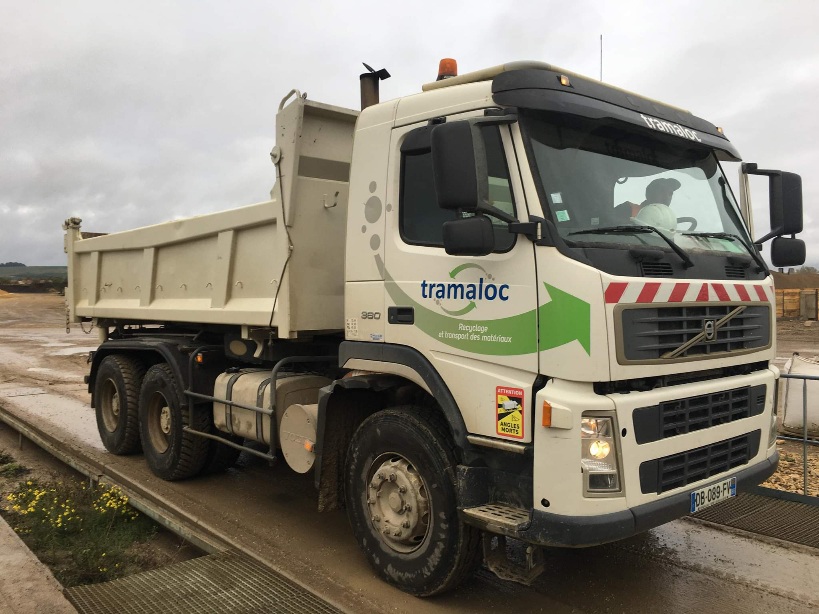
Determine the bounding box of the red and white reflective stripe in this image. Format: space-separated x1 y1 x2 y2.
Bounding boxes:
604 281 772 304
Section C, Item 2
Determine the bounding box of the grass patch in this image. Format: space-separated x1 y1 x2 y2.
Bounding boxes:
2 475 158 586
0 451 28 478
0 462 28 477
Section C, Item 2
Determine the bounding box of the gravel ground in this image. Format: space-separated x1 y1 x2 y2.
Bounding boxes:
768 317 819 497
764 440 819 497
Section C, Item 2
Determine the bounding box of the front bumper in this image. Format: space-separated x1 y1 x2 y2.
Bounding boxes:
517 450 778 547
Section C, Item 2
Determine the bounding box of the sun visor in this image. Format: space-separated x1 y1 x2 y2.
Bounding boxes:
492 69 741 161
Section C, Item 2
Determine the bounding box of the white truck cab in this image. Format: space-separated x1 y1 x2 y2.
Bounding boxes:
65 60 805 595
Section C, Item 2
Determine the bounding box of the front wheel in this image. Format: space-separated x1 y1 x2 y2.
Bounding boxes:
344 407 481 596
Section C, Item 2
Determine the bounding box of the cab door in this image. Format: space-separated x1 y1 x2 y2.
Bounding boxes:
382 117 540 443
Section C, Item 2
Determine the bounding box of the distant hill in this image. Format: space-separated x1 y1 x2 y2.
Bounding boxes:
0 266 67 281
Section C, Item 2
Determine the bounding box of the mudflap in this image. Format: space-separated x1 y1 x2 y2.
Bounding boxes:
482 534 545 586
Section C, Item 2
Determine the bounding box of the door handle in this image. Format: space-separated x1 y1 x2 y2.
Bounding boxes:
388 306 414 325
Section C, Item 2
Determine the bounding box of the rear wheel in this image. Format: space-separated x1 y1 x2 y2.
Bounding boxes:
344 406 481 596
202 431 244 475
94 355 145 455
139 363 209 480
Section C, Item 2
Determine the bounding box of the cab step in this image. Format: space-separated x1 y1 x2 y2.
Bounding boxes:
482 534 545 586
460 503 531 538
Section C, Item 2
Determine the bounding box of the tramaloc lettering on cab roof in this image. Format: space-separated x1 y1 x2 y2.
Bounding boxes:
640 114 702 143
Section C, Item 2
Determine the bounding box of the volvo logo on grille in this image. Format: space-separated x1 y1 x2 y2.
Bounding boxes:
703 319 717 341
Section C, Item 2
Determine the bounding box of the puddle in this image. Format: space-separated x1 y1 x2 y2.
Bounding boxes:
26 367 83 380
49 346 98 356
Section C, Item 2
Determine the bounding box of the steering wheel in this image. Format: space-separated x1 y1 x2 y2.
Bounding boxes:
677 216 697 231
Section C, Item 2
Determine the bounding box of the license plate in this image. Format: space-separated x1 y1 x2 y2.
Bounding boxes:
690 476 736 513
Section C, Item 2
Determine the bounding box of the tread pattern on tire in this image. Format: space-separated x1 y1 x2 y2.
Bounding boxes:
402 405 483 595
346 405 482 596
202 432 243 475
96 354 146 455
141 363 210 481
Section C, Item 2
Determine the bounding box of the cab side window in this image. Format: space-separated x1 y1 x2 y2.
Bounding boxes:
399 125 516 251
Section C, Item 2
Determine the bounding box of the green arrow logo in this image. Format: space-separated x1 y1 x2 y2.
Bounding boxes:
440 301 477 316
449 263 489 279
377 255 591 357
539 283 591 355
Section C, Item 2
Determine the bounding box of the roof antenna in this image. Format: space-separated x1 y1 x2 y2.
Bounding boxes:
360 63 391 110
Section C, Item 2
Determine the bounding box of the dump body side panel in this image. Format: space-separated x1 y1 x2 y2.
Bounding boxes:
65 99 358 335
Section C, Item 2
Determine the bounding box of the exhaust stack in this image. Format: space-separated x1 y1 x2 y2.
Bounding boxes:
360 63 390 110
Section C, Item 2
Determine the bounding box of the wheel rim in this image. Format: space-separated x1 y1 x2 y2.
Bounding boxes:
146 391 172 454
99 379 120 433
366 453 431 553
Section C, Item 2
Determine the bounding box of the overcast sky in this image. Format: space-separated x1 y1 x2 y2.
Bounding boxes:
1 0 817 267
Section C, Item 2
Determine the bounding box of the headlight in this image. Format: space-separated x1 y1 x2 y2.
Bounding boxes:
581 416 620 494
588 439 611 459
581 417 613 438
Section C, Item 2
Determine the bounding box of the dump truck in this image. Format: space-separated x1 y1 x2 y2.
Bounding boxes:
64 59 806 595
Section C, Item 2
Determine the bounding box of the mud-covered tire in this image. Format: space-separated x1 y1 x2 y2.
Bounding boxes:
94 355 145 455
138 363 209 481
202 432 243 475
344 406 481 596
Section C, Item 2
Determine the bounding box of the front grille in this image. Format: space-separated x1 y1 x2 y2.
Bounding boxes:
620 304 770 362
725 265 747 279
641 262 673 277
639 430 761 494
633 385 766 444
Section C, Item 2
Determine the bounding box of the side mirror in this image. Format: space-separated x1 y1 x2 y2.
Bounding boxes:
431 117 517 222
770 237 806 268
771 171 803 235
442 215 495 256
743 163 803 242
431 121 486 212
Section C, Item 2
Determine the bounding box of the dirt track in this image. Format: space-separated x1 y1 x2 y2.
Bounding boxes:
0 293 94 404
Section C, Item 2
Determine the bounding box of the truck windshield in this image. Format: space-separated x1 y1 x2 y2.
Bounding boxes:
522 113 753 258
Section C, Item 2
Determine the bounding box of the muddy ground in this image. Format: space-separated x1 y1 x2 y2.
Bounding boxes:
0 291 200 576
0 291 92 404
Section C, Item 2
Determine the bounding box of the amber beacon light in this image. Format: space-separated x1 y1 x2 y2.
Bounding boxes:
437 58 458 80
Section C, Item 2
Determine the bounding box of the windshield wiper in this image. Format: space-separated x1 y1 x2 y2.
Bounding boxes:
681 231 767 273
568 225 694 268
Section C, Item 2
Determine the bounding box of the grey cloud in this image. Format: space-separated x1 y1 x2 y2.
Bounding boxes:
1 0 817 267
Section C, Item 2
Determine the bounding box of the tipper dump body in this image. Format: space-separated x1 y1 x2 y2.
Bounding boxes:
64 96 358 337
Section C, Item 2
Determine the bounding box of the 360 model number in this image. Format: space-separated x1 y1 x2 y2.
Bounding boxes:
361 311 381 320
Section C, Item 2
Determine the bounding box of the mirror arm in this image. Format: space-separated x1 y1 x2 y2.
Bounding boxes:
754 227 783 244
741 162 780 177
480 205 517 224
471 113 518 128
508 216 543 242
